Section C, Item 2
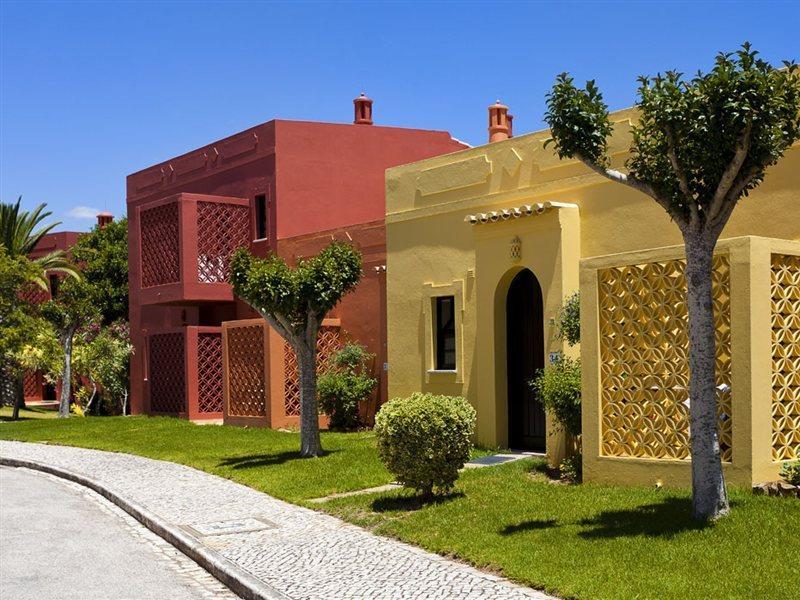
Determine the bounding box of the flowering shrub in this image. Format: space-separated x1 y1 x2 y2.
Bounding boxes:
374 393 475 496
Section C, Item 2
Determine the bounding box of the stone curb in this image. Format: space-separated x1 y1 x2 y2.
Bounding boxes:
0 456 292 600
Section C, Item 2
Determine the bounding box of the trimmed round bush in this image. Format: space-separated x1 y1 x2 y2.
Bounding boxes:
374 393 476 496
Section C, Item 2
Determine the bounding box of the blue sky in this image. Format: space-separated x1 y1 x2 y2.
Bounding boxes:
1 1 797 231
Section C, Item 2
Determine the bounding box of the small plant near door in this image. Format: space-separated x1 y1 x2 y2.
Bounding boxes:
317 343 377 431
530 293 582 481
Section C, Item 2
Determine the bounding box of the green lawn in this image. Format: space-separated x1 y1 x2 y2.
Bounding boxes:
0 415 392 502
1 416 797 599
0 405 58 421
321 459 799 600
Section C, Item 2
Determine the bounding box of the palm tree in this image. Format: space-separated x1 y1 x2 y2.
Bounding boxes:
0 197 79 288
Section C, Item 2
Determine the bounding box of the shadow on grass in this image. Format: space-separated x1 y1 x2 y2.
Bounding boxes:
500 519 558 535
577 497 720 539
370 491 465 513
218 449 337 469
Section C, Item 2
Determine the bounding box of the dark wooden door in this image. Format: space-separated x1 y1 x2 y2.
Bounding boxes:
506 269 546 451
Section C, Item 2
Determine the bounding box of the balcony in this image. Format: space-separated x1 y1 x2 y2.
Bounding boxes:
136 193 251 305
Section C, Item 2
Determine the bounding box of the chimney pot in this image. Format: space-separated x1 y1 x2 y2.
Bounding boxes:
488 100 510 143
97 212 113 228
354 92 373 125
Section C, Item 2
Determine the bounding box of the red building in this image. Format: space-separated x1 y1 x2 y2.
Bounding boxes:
128 96 466 426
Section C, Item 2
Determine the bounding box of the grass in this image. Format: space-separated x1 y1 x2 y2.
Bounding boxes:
1 416 797 598
0 405 58 421
0 415 392 502
320 460 800 600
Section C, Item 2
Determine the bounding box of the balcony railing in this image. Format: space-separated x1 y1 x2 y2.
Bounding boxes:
137 193 251 305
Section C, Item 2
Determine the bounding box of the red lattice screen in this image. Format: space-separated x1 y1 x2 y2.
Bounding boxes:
149 332 186 414
141 202 180 288
226 324 267 417
19 283 50 305
23 371 40 398
196 202 250 283
197 333 223 413
283 326 342 416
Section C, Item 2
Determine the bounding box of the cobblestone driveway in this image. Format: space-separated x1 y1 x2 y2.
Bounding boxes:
0 441 554 600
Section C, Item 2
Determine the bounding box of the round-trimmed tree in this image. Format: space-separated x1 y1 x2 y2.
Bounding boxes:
230 241 362 457
544 44 800 520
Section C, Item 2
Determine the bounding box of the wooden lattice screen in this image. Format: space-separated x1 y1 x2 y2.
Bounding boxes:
197 332 223 414
225 322 267 417
283 325 343 416
149 332 186 414
140 202 180 288
196 202 250 283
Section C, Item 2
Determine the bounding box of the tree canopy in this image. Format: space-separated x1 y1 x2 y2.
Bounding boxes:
545 43 800 237
0 197 78 289
71 217 129 324
230 241 362 343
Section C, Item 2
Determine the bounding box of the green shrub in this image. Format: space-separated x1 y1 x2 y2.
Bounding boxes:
559 453 582 483
530 356 581 437
374 393 476 496
555 291 580 346
781 460 800 485
317 343 376 431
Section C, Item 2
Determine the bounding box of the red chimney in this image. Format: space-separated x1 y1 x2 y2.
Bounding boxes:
97 212 113 228
354 93 373 125
488 100 510 143
507 114 514 138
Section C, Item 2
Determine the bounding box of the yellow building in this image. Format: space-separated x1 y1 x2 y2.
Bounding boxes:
385 105 800 487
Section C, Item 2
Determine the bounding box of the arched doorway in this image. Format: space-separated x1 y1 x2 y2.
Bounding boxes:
506 269 546 451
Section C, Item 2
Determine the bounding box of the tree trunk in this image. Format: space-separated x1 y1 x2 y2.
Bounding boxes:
297 341 322 457
58 327 76 419
85 380 97 415
12 375 24 421
684 233 729 521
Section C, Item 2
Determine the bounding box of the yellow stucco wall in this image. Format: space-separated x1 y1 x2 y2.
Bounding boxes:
385 107 800 470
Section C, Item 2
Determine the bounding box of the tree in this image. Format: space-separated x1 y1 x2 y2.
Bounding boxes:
73 321 133 414
544 44 800 520
0 197 78 289
230 241 362 457
0 247 52 419
70 217 128 324
42 277 99 418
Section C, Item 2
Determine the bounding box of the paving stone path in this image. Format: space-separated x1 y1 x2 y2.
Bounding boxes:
0 441 554 600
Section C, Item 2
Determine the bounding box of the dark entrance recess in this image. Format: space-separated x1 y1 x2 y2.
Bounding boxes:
506 269 546 451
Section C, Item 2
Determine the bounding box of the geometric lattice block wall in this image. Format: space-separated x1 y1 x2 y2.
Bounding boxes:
283 325 343 416
140 202 181 288
148 332 186 414
225 322 267 418
598 254 732 461
197 332 223 414
196 202 250 283
771 253 800 461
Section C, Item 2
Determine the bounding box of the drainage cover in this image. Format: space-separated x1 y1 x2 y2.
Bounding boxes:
183 516 276 537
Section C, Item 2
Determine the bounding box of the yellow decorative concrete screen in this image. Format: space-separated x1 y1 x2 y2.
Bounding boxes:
771 253 800 461
598 255 732 461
